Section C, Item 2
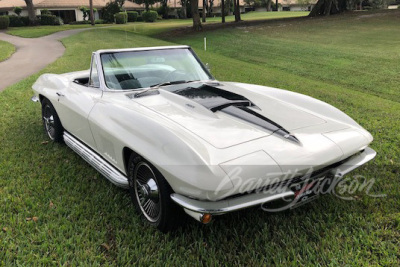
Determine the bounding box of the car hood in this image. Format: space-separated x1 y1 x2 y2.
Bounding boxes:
130 82 356 149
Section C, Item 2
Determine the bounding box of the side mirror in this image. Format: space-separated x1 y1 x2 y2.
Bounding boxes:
205 63 211 73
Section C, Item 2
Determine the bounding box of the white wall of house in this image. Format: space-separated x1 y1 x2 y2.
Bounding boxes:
74 9 100 21
254 7 283 11
7 10 35 16
73 8 100 21
212 6 246 14
6 8 99 21
287 5 310 11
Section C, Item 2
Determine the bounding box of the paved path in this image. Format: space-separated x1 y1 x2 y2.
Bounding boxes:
0 28 91 91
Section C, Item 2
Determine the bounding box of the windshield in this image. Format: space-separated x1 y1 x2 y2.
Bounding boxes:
100 48 213 90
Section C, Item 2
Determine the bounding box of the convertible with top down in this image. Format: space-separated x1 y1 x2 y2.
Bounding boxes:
31 46 376 232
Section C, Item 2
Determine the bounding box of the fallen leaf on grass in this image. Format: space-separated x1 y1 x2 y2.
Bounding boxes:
41 141 49 145
100 243 110 251
2 227 7 232
49 201 54 208
32 217 39 222
26 217 32 221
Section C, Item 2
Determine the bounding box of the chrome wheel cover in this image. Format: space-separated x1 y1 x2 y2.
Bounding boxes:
43 105 55 140
134 162 161 223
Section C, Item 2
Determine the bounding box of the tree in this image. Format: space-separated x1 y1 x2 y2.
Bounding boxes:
209 0 214 15
221 0 225 23
79 6 89 20
180 0 188 18
233 0 241 22
191 0 202 30
24 0 36 25
116 0 126 7
159 0 170 19
14 6 23 16
309 0 347 16
89 0 95 26
80 6 97 21
227 0 231 15
102 1 122 22
134 0 159 11
202 0 206 22
265 0 272 11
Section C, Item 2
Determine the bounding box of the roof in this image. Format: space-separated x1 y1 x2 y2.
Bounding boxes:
0 0 143 10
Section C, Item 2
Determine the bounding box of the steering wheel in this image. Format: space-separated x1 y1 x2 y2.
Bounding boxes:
163 70 188 81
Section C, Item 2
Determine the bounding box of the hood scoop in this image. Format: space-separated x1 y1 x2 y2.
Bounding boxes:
172 85 299 143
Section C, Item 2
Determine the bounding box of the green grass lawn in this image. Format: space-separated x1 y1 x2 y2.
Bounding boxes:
6 24 101 38
6 11 308 38
112 11 309 36
0 40 15 62
0 10 399 265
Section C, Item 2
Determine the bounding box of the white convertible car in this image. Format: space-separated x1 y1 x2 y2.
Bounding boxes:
32 46 376 232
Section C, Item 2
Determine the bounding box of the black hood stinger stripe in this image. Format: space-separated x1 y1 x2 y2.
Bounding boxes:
171 84 300 143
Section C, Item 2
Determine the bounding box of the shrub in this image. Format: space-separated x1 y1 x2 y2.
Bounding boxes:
20 16 30 26
0 16 9 29
137 15 143 22
79 6 90 21
8 15 26 27
41 9 51 15
102 1 121 23
142 10 158 22
115 12 127 24
13 6 22 16
54 16 64 25
69 20 90 25
127 11 138 22
157 5 169 19
40 14 57 25
95 19 105 24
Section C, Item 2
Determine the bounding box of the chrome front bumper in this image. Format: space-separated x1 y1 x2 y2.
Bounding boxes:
171 147 376 217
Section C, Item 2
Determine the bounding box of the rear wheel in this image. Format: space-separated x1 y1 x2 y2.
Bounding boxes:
41 98 64 143
127 155 182 232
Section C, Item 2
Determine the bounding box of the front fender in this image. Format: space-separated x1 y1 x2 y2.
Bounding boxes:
89 94 234 201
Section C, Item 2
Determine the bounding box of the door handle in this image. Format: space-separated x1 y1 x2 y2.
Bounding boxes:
56 92 65 97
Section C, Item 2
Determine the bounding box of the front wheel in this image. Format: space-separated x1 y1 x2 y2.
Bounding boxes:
41 98 64 143
127 155 182 232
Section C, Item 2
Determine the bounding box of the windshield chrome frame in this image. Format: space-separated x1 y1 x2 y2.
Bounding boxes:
94 46 215 92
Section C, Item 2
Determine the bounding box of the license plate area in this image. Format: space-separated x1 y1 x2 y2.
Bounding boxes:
289 177 324 209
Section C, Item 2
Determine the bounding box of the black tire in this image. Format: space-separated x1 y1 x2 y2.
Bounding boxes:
127 155 182 232
41 98 64 143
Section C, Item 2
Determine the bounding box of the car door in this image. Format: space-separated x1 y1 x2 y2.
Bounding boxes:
55 55 102 149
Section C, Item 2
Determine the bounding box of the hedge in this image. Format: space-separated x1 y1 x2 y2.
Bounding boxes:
127 11 138 22
142 10 158 22
114 12 127 24
69 20 91 25
95 19 105 24
0 16 9 29
39 14 57 25
8 15 28 27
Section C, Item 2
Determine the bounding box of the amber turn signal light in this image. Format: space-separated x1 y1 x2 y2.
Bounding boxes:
200 213 213 224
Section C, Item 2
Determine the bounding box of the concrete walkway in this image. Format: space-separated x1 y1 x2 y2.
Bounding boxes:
0 28 91 91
